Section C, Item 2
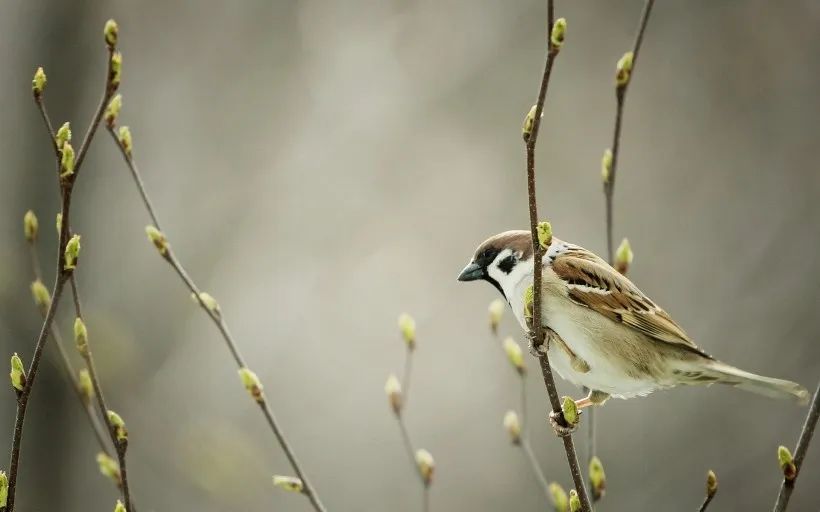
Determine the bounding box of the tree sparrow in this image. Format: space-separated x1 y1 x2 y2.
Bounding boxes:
458 230 809 408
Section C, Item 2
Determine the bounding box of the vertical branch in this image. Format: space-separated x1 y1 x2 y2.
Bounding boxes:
104 122 327 512
522 3 592 511
773 382 820 512
518 372 551 502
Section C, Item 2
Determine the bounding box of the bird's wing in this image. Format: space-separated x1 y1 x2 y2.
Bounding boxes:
548 243 709 357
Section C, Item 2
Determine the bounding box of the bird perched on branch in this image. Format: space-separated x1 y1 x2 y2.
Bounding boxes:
458 230 808 415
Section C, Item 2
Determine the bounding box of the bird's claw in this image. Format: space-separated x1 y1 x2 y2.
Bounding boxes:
548 409 580 437
527 334 548 359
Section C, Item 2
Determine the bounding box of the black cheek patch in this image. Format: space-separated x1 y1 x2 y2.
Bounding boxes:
498 256 516 274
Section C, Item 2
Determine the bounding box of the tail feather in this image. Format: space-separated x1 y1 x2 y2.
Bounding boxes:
700 361 809 405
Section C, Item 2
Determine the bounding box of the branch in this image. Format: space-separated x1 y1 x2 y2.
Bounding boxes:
105 123 327 512
522 3 592 511
518 371 551 502
697 470 717 512
773 381 820 511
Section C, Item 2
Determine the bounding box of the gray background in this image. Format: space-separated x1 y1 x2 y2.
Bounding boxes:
0 1 818 510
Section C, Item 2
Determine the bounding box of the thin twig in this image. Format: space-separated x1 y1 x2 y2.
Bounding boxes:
698 494 715 512
518 372 551 502
773 382 820 512
105 127 327 512
524 2 592 510
395 347 429 511
69 277 134 511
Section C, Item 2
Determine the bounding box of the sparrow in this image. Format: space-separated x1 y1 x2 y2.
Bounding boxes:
458 230 809 410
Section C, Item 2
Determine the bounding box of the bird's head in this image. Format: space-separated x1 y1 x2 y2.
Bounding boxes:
457 230 534 299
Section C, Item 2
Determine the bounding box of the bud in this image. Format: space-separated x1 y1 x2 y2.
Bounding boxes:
64 234 81 270
272 475 304 493
537 221 553 248
117 125 132 157
145 225 168 255
78 368 94 404
488 299 505 335
23 210 39 242
616 51 634 87
74 317 89 355
706 469 717 498
589 456 606 500
503 410 521 444
30 280 51 309
32 67 47 98
60 141 76 178
96 452 121 485
238 367 264 402
601 148 613 184
415 449 435 485
550 18 567 50
114 499 126 512
614 237 633 274
104 19 119 49
105 94 122 128
0 470 7 509
56 122 72 150
107 410 128 443
522 104 537 141
523 285 534 324
778 445 796 481
549 482 569 512
568 490 581 512
384 374 402 415
503 337 525 374
56 213 63 235
110 51 122 89
398 313 416 350
561 396 579 426
10 353 26 392
192 292 220 314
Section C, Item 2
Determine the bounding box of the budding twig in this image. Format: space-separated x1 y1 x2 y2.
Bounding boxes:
773 381 820 512
522 3 591 510
697 469 717 512
105 105 326 512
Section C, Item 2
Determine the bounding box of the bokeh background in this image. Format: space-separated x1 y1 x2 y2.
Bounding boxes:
1 1 819 510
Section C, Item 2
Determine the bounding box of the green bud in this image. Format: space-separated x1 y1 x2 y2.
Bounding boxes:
398 313 416 350
0 470 7 509
706 469 717 498
503 410 521 444
488 298 505 335
64 234 81 270
60 141 76 178
778 445 797 481
616 51 634 87
549 482 569 512
96 452 121 485
415 449 435 485
10 353 26 392
601 148 613 184
78 368 94 404
114 499 126 512
503 337 525 374
32 67 47 97
56 213 63 235
30 280 51 309
537 221 553 248
107 410 128 443
117 125 132 157
192 292 220 314
615 237 633 275
523 285 534 323
74 317 89 355
24 210 39 242
238 367 264 403
272 475 304 493
56 122 72 150
384 374 402 415
522 104 537 141
145 225 168 255
110 51 122 89
589 456 606 500
561 396 579 426
104 19 119 49
550 18 567 50
105 95 122 128
568 490 581 512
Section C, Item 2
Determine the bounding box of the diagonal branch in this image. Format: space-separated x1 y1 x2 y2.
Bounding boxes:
773 381 820 512
523 3 592 511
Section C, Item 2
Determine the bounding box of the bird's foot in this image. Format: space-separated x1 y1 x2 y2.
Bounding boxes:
528 337 548 358
548 409 580 437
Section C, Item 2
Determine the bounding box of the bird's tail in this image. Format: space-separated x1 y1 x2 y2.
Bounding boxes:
693 360 809 405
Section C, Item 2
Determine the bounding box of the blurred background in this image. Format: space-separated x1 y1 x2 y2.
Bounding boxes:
1 0 819 510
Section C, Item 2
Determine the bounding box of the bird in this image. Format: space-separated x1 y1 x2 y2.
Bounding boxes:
458 230 809 413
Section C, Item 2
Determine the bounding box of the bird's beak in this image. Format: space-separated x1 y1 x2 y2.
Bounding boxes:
457 261 485 282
